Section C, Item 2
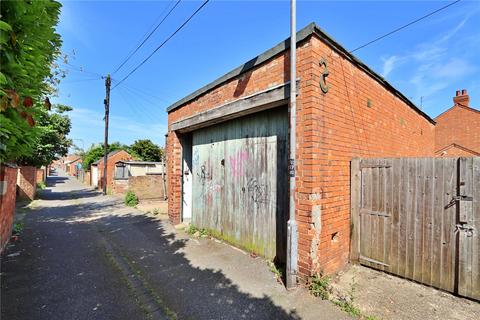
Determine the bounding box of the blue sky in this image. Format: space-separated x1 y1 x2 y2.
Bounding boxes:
53 0 480 149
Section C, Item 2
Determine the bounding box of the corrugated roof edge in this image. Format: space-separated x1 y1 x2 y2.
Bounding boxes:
167 22 435 125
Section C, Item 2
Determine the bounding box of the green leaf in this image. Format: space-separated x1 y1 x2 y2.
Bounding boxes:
0 20 12 32
0 72 7 85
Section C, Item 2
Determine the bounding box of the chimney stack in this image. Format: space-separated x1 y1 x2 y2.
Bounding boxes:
453 89 469 107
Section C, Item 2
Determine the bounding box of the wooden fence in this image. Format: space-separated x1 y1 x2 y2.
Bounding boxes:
350 157 479 300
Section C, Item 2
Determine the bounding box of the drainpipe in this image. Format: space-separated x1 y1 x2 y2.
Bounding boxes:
286 0 298 289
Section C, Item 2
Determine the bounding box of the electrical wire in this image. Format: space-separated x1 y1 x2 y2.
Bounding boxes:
112 79 171 103
112 0 210 90
61 62 103 78
112 0 182 75
111 78 166 118
61 77 102 84
349 0 462 53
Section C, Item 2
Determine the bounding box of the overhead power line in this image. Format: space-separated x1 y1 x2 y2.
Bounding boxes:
61 61 103 77
350 0 461 53
112 0 210 90
112 0 182 75
62 77 102 84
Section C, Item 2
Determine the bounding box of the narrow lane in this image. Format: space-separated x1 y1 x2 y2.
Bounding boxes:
1 171 350 320
1 172 147 320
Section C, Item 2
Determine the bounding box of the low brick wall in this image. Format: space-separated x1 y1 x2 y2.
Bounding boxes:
17 166 37 201
36 167 45 183
113 179 128 195
128 174 167 200
1 164 18 252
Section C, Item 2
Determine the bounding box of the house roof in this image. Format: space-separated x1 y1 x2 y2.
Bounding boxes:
166 22 435 125
435 143 480 156
116 161 162 165
64 155 81 164
92 150 126 165
435 103 480 120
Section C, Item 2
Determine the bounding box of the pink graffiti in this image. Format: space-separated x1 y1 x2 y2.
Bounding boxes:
229 150 249 178
203 180 221 205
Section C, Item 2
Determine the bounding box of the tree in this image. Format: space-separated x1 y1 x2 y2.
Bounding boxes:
82 142 128 170
0 0 63 163
18 104 72 167
130 139 164 162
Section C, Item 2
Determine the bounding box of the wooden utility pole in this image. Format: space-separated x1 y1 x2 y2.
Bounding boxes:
102 74 111 195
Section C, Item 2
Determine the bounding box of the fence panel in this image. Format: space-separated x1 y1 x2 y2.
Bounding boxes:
351 157 479 300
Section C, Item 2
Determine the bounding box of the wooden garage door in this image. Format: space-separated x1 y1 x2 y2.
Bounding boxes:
191 107 288 260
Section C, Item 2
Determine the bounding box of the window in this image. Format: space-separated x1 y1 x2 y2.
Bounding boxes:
115 163 128 180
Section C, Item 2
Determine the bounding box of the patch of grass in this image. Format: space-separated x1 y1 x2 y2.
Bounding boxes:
124 191 139 207
186 224 196 234
267 260 285 282
310 272 379 320
186 224 208 237
309 274 331 300
152 208 160 215
13 221 24 234
36 181 46 190
333 299 362 318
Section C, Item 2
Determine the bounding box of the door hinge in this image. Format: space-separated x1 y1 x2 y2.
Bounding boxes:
455 224 475 237
454 195 473 201
445 195 473 209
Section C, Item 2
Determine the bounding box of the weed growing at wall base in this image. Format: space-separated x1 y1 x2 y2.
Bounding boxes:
13 222 24 235
267 260 285 284
309 273 379 319
309 274 331 300
125 191 138 207
186 224 208 237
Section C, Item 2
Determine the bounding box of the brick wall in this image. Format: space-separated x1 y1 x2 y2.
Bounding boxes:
437 144 479 157
113 179 128 195
17 166 37 201
435 93 480 155
166 28 436 278
0 165 17 252
128 175 167 200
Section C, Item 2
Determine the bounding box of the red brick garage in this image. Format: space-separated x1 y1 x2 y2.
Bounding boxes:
166 23 435 279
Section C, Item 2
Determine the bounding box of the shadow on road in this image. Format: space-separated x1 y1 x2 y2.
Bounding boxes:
45 175 68 187
2 176 302 320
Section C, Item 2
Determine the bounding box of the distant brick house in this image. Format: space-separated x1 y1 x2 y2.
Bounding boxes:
166 22 436 279
92 150 132 192
60 154 82 176
435 89 480 157
69 158 83 177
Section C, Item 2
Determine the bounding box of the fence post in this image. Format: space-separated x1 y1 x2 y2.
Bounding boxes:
350 158 361 263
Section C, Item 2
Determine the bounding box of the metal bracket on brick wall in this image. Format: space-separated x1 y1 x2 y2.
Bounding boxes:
319 57 330 94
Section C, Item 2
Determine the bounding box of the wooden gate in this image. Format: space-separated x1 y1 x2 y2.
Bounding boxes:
191 107 288 261
350 157 479 300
